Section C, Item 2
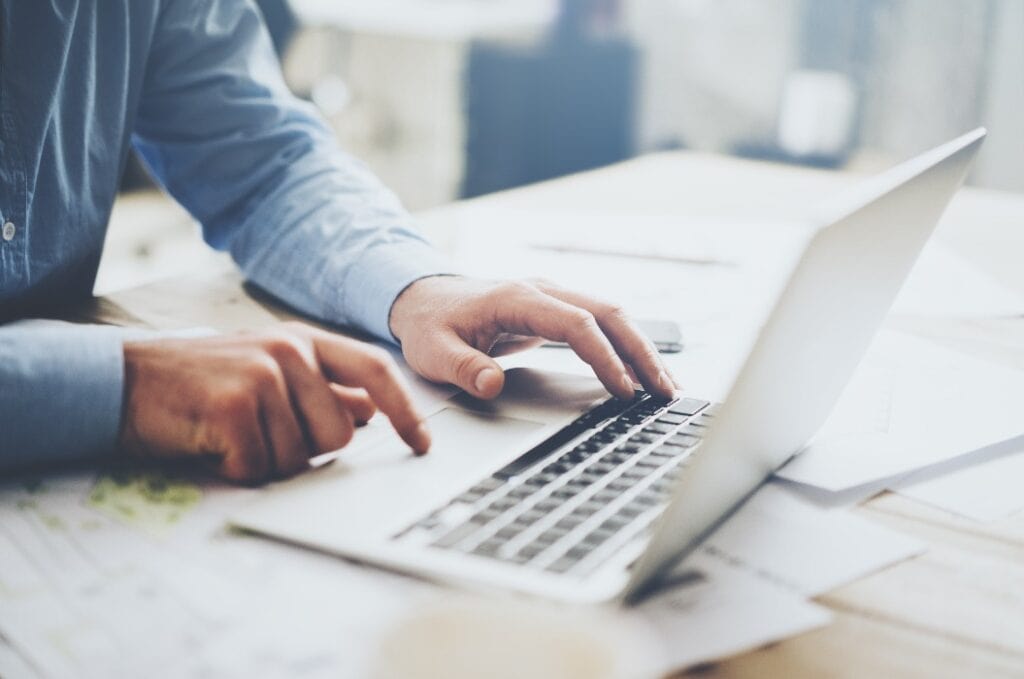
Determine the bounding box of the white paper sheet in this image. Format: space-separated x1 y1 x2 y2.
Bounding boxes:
894 443 1024 522
701 483 925 595
0 470 430 679
778 330 1024 491
0 468 833 679
632 551 831 672
892 240 1024 318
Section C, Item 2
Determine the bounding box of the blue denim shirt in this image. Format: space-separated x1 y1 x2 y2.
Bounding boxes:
0 1 450 470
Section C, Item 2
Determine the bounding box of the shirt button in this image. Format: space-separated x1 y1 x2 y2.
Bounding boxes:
2 221 15 241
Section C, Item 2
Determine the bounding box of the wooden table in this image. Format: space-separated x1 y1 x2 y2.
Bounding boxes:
422 153 1024 678
98 151 1024 678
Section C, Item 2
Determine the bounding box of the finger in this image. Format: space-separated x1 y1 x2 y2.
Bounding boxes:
266 336 356 455
410 329 506 399
217 396 273 485
257 368 315 478
535 283 676 398
490 286 635 399
330 385 377 425
309 333 431 455
489 333 546 358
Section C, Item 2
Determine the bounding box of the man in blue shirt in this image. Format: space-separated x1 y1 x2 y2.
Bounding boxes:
0 1 674 483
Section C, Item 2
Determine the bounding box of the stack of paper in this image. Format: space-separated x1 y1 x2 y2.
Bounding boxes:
0 467 922 677
777 330 1024 499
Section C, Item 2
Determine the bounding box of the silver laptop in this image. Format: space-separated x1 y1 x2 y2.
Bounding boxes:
231 129 985 604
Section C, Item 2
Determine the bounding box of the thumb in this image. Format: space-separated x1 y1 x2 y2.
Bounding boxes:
435 335 505 399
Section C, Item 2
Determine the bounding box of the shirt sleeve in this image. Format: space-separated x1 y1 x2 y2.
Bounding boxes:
0 321 127 472
132 0 453 342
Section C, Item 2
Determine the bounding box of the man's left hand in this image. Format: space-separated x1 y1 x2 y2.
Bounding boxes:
389 276 678 401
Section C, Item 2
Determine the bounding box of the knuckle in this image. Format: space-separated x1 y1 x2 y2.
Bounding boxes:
600 303 629 324
450 350 480 383
243 353 283 391
261 332 308 365
525 276 555 290
361 346 396 378
571 309 597 329
333 420 355 450
217 385 257 420
223 450 265 485
499 280 536 298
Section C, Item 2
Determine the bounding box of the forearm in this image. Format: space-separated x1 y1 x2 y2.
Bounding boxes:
0 321 127 472
224 152 453 342
132 0 452 342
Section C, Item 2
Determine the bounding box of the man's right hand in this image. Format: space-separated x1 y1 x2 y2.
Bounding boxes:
118 322 431 484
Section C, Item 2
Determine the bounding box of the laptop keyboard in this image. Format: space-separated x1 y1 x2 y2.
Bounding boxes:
394 393 719 577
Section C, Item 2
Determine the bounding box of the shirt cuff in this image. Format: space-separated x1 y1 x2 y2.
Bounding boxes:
336 240 455 343
0 322 127 470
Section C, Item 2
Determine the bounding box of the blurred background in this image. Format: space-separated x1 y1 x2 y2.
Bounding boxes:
102 0 1023 293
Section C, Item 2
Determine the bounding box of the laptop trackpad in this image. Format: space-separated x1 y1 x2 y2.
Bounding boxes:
426 406 547 461
232 406 548 544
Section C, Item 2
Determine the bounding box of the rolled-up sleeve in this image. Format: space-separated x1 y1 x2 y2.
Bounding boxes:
0 321 127 472
132 0 452 341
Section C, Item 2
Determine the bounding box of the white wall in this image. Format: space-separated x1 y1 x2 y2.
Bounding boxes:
974 0 1024 192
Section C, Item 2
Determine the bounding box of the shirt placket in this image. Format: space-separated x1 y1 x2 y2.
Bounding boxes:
0 2 28 286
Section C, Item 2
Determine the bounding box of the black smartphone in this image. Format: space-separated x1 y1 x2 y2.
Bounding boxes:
544 318 684 353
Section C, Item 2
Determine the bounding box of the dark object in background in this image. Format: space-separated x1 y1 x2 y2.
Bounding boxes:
462 0 636 198
119 0 298 192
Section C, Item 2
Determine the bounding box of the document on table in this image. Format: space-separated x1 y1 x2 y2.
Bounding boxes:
0 467 833 678
632 550 831 674
777 330 1024 492
892 239 1024 317
0 469 433 679
3 465 925 677
894 442 1024 522
699 482 924 595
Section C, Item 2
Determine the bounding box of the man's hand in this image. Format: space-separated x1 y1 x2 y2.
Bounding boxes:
119 322 430 484
389 276 678 401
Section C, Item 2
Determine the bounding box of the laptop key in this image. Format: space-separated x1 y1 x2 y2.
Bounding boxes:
679 424 705 438
634 455 665 469
606 477 635 492
668 398 709 416
643 422 675 435
494 525 522 541
621 465 652 480
432 520 485 549
508 485 534 499
518 508 546 524
604 451 631 466
547 556 577 574
565 545 591 560
573 500 604 518
667 433 701 448
473 537 505 556
518 542 547 560
653 442 687 456
556 515 584 531
537 526 570 544
534 497 561 512
657 413 687 425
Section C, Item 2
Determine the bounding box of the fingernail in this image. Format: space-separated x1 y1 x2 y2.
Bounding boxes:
414 422 431 455
658 370 675 394
475 368 500 395
621 373 636 395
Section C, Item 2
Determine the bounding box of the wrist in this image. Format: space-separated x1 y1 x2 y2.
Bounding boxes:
388 274 458 343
